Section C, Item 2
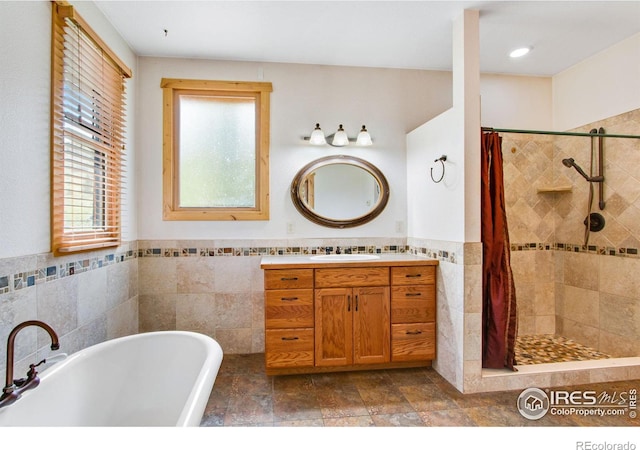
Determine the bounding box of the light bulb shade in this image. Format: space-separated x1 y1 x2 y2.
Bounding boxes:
309 123 326 145
331 124 349 147
356 125 372 146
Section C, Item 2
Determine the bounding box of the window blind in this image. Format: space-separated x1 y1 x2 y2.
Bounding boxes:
51 2 131 254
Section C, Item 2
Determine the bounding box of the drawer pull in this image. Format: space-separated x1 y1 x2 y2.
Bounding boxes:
281 336 299 341
347 295 351 312
355 295 359 312
280 297 299 301
280 277 299 281
405 293 422 297
405 274 422 278
406 330 423 335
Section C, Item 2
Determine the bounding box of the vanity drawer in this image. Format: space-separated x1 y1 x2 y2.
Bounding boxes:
265 328 314 368
264 269 314 289
391 266 435 286
265 289 314 328
315 267 389 288
391 285 436 324
391 323 435 361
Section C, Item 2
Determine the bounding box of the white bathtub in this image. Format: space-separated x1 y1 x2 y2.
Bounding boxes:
0 331 223 426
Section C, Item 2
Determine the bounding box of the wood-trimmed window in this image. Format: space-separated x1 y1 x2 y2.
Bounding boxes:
161 78 272 221
51 2 132 255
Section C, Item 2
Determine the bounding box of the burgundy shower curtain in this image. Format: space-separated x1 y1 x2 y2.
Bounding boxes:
481 131 518 370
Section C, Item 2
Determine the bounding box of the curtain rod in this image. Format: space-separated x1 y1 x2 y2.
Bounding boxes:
481 127 640 140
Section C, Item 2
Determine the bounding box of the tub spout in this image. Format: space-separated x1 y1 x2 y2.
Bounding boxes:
0 320 60 409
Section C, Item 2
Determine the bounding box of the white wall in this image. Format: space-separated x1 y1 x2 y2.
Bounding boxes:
0 1 137 259
553 32 640 131
480 74 552 130
406 10 481 244
0 1 53 258
458 10 481 244
136 57 452 240
407 108 464 241
407 76 552 242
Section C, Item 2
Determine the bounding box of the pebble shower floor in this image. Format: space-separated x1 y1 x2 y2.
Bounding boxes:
515 334 611 365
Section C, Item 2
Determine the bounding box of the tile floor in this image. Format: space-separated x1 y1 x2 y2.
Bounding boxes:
200 353 639 427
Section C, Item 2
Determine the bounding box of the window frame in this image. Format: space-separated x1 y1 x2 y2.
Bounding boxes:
161 78 272 221
50 1 131 255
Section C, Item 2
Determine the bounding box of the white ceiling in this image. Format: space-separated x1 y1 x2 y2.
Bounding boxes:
95 0 640 76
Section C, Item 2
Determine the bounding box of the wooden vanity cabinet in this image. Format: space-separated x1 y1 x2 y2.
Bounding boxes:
261 259 437 375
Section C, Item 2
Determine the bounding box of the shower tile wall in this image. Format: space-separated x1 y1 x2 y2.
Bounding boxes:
502 108 640 357
554 109 640 250
502 132 557 335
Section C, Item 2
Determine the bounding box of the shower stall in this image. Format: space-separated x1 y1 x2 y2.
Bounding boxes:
494 108 640 367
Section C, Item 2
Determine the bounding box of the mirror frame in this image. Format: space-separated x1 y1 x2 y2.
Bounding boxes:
290 155 390 228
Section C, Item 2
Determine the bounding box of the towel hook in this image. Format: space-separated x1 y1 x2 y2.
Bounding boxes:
430 155 447 183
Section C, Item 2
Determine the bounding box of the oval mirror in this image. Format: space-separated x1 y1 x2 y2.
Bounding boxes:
290 155 390 228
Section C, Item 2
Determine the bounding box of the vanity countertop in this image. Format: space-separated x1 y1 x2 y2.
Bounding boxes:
260 253 438 269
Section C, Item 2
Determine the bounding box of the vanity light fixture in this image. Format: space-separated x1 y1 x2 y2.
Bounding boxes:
305 124 373 147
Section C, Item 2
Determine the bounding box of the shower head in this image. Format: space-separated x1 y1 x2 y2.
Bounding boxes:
561 157 604 182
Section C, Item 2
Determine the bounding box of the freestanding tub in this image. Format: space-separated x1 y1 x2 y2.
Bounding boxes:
0 331 223 426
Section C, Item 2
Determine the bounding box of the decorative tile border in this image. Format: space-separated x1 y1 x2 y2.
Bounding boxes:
408 245 456 264
136 242 460 264
2 239 634 298
0 248 136 297
0 276 9 295
138 244 409 258
511 242 639 258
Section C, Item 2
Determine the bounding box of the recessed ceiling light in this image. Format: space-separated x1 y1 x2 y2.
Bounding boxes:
509 47 531 58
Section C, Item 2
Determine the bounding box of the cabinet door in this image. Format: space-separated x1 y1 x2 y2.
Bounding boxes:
353 286 390 365
315 288 353 367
